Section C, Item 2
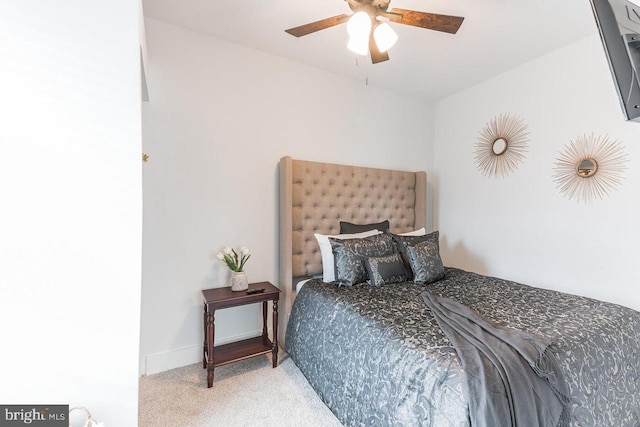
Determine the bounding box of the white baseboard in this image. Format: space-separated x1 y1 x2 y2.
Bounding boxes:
143 328 273 376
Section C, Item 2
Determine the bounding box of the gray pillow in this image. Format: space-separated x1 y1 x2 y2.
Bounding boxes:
363 253 408 286
339 220 390 234
404 237 445 285
329 233 397 286
392 231 440 281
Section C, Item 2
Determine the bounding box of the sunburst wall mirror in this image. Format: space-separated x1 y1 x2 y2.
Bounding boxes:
474 113 530 178
553 133 628 203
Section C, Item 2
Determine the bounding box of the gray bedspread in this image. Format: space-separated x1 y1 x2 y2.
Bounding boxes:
285 268 640 427
422 291 569 427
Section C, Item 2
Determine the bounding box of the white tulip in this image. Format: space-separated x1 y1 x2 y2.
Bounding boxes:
216 253 224 260
223 247 232 255
241 247 250 256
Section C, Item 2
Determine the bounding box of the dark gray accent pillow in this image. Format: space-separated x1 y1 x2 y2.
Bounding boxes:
329 233 397 286
363 253 408 286
404 237 445 285
392 232 440 281
339 220 390 234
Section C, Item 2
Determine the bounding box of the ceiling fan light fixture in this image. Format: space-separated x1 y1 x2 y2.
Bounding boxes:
373 22 398 53
347 11 371 37
346 11 372 56
347 35 370 56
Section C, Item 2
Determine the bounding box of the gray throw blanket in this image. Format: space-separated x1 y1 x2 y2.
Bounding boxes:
422 291 570 427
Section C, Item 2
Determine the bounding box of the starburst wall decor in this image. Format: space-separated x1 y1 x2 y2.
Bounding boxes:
553 133 628 203
474 113 530 178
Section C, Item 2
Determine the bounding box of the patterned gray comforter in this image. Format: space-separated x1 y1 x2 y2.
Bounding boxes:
285 268 640 427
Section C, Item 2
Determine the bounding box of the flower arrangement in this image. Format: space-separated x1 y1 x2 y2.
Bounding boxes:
216 246 251 272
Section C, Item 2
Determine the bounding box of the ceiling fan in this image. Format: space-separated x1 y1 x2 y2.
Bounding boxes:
285 0 464 64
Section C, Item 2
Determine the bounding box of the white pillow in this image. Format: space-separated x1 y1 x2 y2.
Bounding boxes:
314 230 382 282
399 227 426 236
295 278 313 293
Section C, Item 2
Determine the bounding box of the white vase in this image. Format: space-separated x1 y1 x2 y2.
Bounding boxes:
228 271 249 291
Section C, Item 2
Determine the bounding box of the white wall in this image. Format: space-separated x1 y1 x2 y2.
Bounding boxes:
140 18 433 374
434 34 640 312
0 1 142 426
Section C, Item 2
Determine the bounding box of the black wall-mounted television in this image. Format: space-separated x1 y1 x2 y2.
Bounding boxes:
590 0 640 121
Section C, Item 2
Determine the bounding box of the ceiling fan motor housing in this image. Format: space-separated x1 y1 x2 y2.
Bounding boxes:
370 0 391 10
347 0 391 14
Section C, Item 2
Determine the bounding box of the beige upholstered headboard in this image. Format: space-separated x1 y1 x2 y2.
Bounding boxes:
278 156 427 344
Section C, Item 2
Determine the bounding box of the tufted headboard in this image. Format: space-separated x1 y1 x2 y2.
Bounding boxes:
278 156 427 343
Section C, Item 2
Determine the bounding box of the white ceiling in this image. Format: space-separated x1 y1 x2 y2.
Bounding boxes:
142 0 598 100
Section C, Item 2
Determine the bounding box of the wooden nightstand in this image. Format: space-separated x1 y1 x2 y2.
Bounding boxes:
201 281 280 388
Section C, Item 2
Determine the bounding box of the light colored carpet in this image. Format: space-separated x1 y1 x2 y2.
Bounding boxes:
139 354 343 426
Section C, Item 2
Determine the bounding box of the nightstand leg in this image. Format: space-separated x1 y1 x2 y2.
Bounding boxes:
206 310 215 387
272 300 278 368
262 301 268 339
202 305 207 369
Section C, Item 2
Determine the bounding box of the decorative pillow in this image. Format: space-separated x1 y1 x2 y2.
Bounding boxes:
314 230 381 282
404 237 445 285
339 220 390 234
363 253 408 286
393 231 442 282
329 233 397 286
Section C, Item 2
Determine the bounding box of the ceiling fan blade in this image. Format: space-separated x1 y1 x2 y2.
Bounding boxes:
369 32 389 64
285 14 350 37
388 8 464 34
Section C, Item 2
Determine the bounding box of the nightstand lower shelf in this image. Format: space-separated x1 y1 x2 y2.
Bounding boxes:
211 336 274 366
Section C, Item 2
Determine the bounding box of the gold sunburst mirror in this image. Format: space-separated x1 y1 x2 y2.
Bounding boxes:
553 134 628 202
474 113 530 178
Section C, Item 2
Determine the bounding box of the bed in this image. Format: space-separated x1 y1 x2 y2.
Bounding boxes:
278 156 640 427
